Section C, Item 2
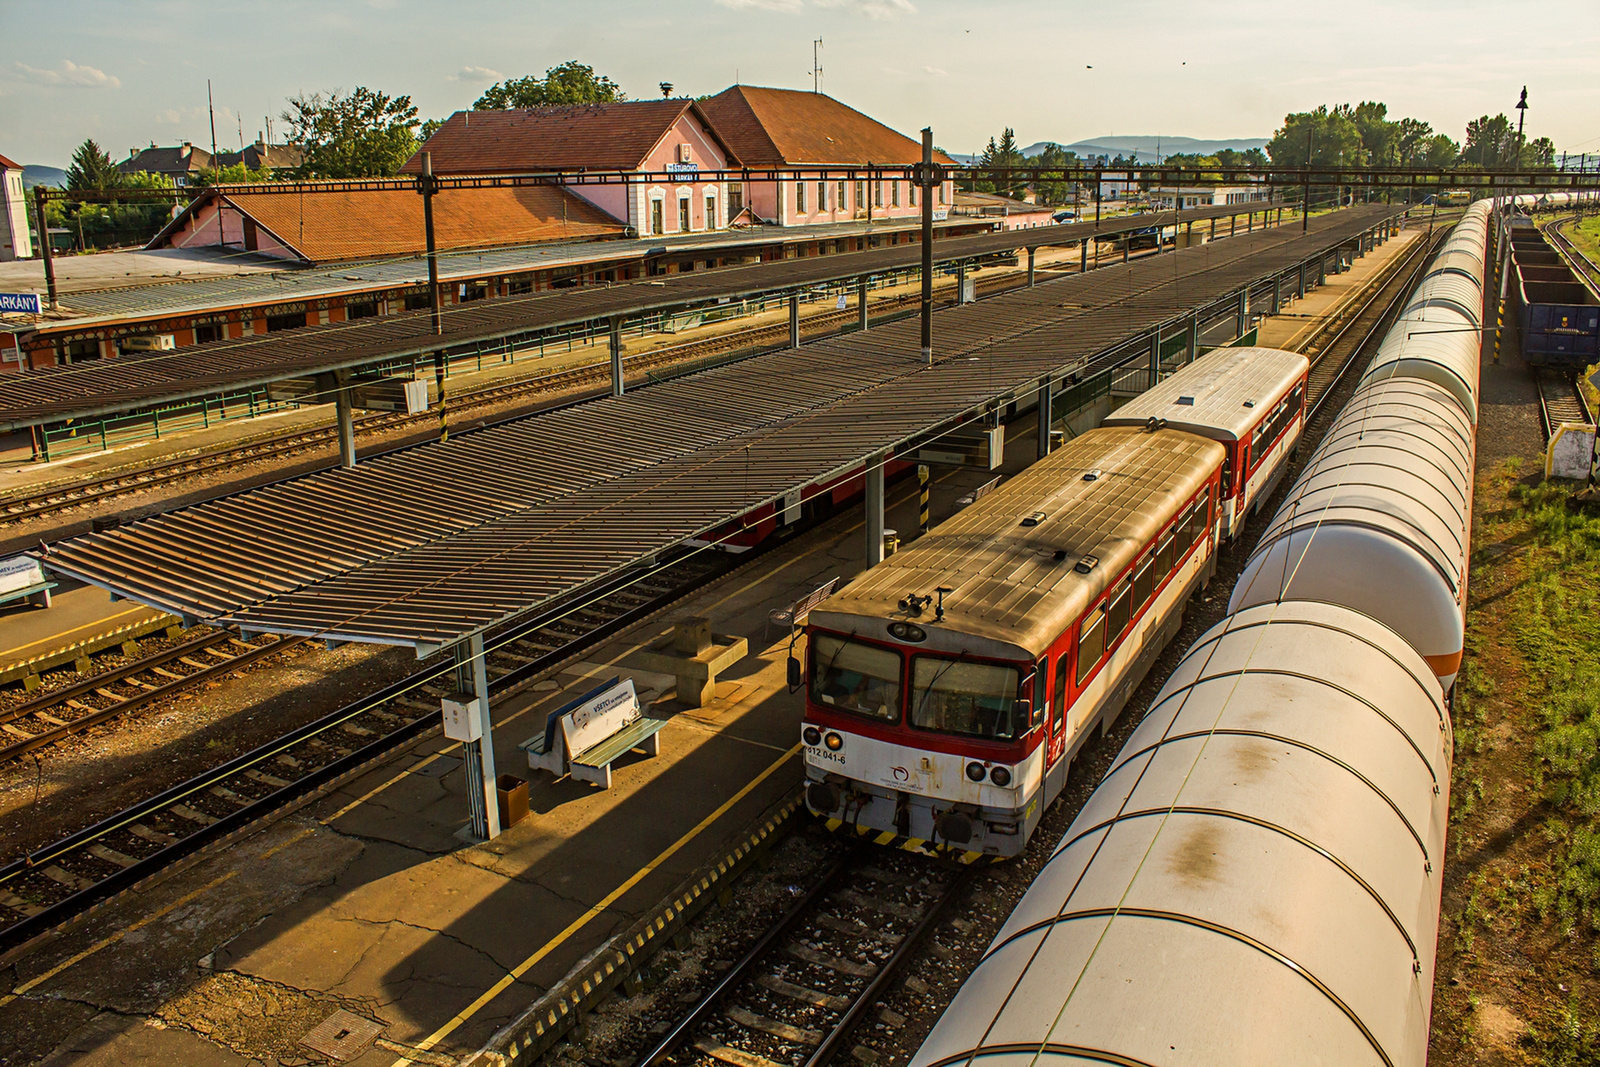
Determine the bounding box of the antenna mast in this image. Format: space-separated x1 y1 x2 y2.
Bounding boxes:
207 79 218 157
813 38 823 93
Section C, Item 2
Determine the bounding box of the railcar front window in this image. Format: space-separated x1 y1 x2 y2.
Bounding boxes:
910 658 1023 741
810 635 902 722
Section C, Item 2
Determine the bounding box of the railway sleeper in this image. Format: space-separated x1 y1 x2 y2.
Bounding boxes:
755 973 851 1012
834 889 922 921
814 913 899 946
128 823 176 846
785 942 876 979
86 843 138 869
726 1006 823 1046
694 1037 787 1067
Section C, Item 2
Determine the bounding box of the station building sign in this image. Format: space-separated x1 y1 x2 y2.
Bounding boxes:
0 293 43 315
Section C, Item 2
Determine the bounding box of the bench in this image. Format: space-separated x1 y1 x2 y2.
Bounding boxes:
520 676 665 790
767 577 839 639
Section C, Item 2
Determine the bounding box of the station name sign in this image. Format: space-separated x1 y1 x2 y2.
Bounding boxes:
0 293 43 315
665 162 699 180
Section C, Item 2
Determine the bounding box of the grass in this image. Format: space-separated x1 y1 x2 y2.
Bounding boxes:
1435 463 1600 1065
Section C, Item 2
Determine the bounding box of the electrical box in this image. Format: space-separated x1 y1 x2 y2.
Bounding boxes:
441 693 483 742
782 488 802 526
985 425 1005 470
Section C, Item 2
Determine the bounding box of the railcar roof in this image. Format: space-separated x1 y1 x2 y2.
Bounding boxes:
809 426 1223 660
1102 346 1308 440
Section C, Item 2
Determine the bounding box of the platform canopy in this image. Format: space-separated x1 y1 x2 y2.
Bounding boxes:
0 201 1296 431
33 206 1402 655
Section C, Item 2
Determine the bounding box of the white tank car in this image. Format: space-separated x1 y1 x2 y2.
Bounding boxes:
908 601 1451 1067
1230 375 1475 689
1359 306 1482 422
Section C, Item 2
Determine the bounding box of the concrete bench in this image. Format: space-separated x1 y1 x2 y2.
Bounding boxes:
521 677 664 790
635 618 749 708
766 577 839 639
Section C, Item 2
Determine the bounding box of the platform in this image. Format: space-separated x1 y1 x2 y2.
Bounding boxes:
0 435 1036 1067
0 579 171 684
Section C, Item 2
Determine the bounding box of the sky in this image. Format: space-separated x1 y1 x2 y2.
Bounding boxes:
2 0 1598 168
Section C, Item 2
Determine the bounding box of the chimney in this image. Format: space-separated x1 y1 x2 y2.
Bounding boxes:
180 141 192 158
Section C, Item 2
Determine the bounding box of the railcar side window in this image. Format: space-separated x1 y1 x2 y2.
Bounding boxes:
1054 654 1069 730
1076 612 1106 685
810 635 902 722
909 657 1024 740
1107 579 1132 642
1132 552 1155 608
1155 531 1175 576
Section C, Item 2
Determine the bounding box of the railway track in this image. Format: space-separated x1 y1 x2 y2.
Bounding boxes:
0 549 731 956
1536 368 1594 441
0 629 301 763
1545 215 1600 297
1300 227 1443 421
638 847 967 1067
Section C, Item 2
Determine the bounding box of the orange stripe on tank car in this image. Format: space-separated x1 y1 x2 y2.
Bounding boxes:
1425 649 1464 679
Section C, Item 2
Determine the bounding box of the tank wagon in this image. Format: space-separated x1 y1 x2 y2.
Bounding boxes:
909 200 1498 1067
1103 345 1308 541
908 603 1451 1067
799 425 1222 859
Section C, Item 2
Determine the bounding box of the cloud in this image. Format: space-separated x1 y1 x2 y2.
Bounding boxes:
716 0 914 16
923 65 947 76
715 0 805 10
450 65 503 84
816 0 916 17
15 60 121 89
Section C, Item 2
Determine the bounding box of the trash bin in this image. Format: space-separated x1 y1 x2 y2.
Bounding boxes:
882 529 900 557
496 774 530 828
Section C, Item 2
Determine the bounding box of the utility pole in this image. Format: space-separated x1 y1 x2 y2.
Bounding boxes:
33 186 57 310
813 38 823 93
917 128 936 365
417 151 447 442
1302 128 1314 232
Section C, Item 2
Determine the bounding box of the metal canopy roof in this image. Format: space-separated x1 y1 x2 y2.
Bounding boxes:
35 205 1399 653
0 201 1291 431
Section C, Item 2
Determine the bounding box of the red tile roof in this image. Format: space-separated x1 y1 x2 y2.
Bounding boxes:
697 86 955 168
0 153 25 171
401 100 733 174
155 184 625 263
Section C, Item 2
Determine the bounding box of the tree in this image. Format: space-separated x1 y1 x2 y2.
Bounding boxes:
193 163 277 186
1523 135 1556 168
1462 113 1515 169
1032 143 1079 206
475 61 626 109
1266 106 1364 168
65 139 124 194
283 86 420 178
1421 133 1460 168
1350 101 1399 167
973 128 1026 198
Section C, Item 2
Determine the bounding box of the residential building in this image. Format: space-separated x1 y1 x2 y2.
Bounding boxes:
697 86 955 227
404 99 738 238
119 139 304 185
0 153 31 261
1151 184 1271 210
952 190 1057 230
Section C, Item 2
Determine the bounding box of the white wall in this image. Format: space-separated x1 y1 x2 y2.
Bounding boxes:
0 168 33 261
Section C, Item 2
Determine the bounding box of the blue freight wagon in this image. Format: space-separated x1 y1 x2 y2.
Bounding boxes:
1510 223 1600 369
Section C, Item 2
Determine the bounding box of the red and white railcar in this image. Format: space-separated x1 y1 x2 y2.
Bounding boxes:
1104 345 1308 540
799 425 1224 859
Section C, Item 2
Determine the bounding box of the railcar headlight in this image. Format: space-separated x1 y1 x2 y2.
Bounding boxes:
989 766 1012 787
966 761 987 782
803 726 822 746
824 732 844 751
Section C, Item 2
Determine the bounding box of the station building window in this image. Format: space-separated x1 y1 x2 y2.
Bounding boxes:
874 181 883 207
651 198 665 235
727 184 743 216
855 181 865 211
65 339 100 363
405 292 431 311
891 181 900 208
265 311 305 332
910 183 918 207
195 323 223 344
678 198 691 232
458 283 487 302
345 301 378 320
796 181 806 214
706 195 717 229
510 278 534 295
818 181 827 210
838 180 848 211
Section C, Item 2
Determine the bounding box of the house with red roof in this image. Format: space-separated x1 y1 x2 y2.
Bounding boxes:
0 152 32 261
697 86 956 227
403 99 739 238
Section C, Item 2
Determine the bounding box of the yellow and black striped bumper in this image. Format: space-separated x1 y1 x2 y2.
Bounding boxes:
821 816 997 865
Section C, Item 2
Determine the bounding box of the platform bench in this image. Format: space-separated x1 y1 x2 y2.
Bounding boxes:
521 676 665 790
767 577 839 639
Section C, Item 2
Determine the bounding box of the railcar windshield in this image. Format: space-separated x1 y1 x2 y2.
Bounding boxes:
810 634 902 723
909 657 1024 741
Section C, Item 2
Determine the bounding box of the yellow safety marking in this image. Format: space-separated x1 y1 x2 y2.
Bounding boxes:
388 742 802 1065
0 606 152 660
0 871 238 1009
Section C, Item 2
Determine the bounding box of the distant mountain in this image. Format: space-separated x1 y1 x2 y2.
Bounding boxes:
22 165 66 189
1026 137 1269 160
